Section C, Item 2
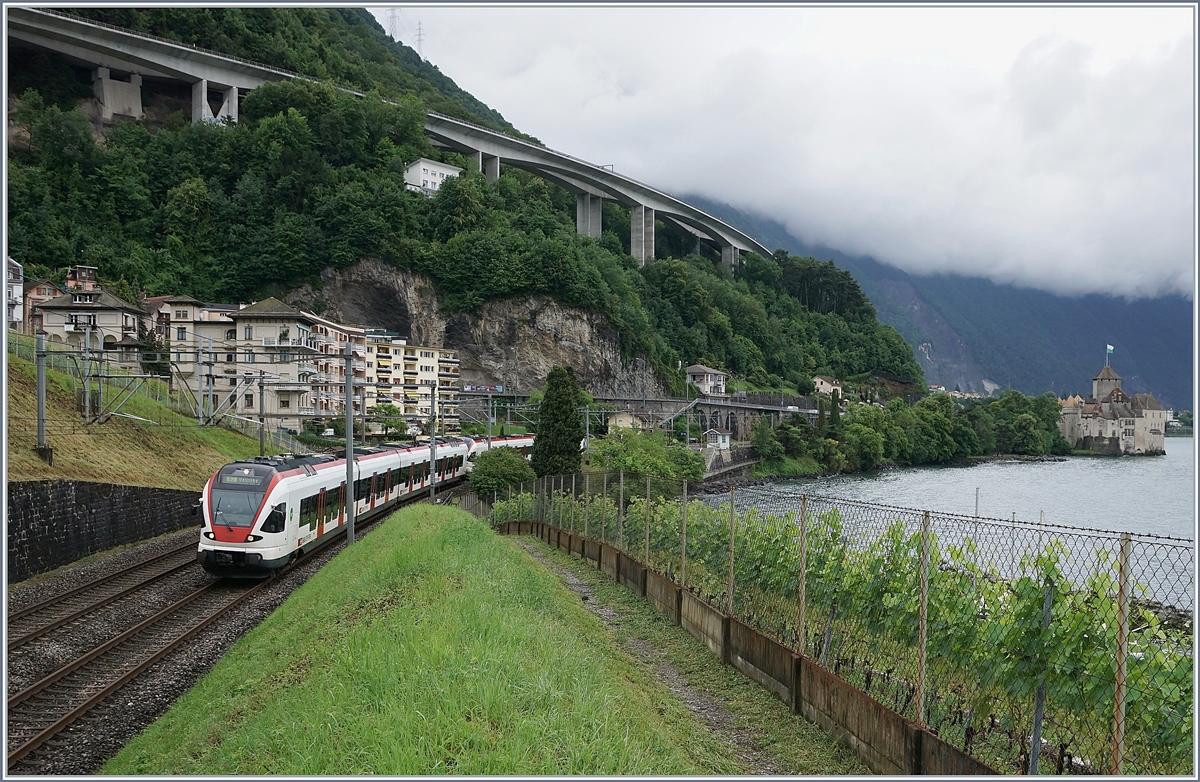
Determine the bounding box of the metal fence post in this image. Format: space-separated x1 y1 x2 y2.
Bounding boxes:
681 479 688 587
728 486 736 615
571 474 577 533
1112 533 1131 774
645 475 652 564
1028 578 1055 775
619 469 625 552
916 510 930 726
602 472 608 545
507 485 512 524
35 333 49 462
584 474 590 539
796 494 808 654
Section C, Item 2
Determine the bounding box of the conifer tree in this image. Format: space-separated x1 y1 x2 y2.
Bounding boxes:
830 390 841 429
530 365 584 477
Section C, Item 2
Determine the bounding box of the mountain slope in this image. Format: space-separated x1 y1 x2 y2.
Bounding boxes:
688 196 1194 410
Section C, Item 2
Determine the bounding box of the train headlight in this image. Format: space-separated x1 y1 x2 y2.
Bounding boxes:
203 531 216 540
245 534 263 543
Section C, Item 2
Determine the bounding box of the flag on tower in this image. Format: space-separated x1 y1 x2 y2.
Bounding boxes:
1107 344 1114 354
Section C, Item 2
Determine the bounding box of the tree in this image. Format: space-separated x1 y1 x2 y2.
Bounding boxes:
829 389 841 429
371 403 404 437
468 446 536 497
530 365 583 477
1010 413 1045 455
751 416 785 460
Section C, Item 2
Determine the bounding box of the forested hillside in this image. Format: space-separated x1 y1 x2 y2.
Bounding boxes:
8 8 921 395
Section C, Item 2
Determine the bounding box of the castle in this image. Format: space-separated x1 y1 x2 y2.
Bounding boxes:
1059 366 1166 455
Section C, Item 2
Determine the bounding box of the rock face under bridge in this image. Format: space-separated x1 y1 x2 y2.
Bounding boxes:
284 258 663 398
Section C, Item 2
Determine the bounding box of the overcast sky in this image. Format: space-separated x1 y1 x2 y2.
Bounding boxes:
371 4 1195 300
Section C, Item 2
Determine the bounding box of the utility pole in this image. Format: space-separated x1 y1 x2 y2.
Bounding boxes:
487 393 493 449
205 336 214 425
344 342 355 545
35 332 52 464
195 341 204 426
258 370 266 457
428 388 438 502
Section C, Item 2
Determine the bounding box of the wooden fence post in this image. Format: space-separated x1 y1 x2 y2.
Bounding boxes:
571 473 577 534
728 486 736 615
584 473 590 539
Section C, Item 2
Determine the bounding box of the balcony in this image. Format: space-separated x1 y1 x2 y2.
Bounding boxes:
438 372 460 379
274 381 310 392
296 361 317 374
298 406 316 416
439 356 460 365
261 336 318 350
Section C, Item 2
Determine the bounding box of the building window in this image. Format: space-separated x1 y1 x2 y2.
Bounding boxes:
279 398 291 409
243 351 254 363
176 327 186 341
225 353 234 363
367 361 373 368
175 310 188 320
244 394 254 408
244 326 253 340
230 377 238 386
226 329 236 340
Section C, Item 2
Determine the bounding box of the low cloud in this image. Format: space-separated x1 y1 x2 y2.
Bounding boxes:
377 7 1194 299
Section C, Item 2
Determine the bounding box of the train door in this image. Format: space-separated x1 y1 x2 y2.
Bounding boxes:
385 468 392 501
337 483 346 526
317 489 326 536
407 463 415 494
369 474 377 509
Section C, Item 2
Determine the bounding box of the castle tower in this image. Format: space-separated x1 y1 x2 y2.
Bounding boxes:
1093 365 1121 400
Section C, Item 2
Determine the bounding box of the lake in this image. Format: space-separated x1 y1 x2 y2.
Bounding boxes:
768 436 1195 540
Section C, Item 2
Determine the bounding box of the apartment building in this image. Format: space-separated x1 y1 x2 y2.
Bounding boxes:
160 296 319 431
391 339 461 433
33 288 147 371
402 157 463 196
7 258 23 333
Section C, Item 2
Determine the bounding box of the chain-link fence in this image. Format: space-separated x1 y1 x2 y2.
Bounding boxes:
463 470 1194 776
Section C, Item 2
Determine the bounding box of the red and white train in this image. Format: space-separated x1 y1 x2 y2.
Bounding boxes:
196 435 535 577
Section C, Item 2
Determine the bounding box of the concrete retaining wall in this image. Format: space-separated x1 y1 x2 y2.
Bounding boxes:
6 479 201 583
498 520 999 776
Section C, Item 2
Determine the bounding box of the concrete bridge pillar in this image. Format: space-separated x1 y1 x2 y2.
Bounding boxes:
218 86 238 123
576 193 603 238
720 244 741 272
192 79 213 123
483 154 501 183
631 204 655 266
92 67 143 120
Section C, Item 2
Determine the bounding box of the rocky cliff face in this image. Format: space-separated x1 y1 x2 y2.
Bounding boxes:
285 258 662 398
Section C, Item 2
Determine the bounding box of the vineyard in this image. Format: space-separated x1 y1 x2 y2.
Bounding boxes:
483 473 1194 775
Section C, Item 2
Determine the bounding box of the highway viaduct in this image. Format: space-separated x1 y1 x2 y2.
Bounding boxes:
8 7 774 268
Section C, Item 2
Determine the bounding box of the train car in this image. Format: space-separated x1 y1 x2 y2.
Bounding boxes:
197 434 535 578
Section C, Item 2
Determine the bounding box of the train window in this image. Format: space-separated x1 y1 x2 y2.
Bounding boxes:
261 503 286 533
300 495 318 529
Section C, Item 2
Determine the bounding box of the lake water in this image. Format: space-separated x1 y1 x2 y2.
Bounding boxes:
769 436 1196 540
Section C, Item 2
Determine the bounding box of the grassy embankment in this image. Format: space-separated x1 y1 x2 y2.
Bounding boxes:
104 505 866 775
752 455 824 478
5 356 273 489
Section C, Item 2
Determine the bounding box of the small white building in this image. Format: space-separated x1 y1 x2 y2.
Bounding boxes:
705 428 731 450
686 364 727 396
403 157 463 196
813 375 842 396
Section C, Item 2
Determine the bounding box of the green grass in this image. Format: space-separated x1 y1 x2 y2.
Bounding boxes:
515 534 870 775
6 355 277 488
103 506 779 775
752 455 824 478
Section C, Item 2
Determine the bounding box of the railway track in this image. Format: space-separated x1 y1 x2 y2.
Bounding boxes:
7 543 198 651
5 498 418 772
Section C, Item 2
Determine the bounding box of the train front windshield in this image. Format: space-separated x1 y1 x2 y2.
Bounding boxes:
211 468 271 527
